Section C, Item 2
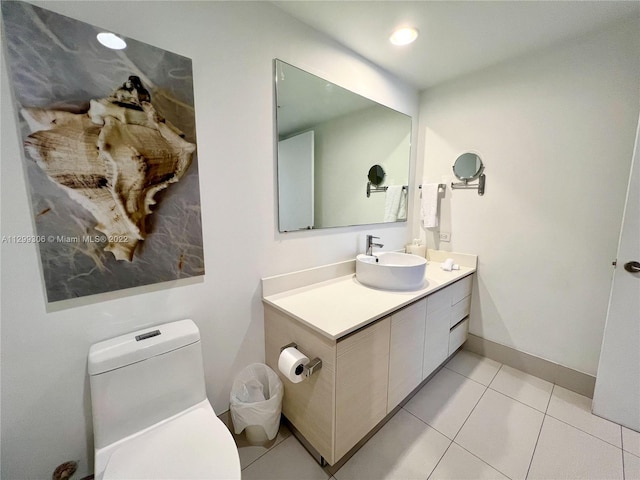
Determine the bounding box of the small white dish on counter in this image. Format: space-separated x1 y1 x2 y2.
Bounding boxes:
356 252 427 291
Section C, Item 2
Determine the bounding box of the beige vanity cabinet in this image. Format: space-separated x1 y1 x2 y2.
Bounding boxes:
423 273 473 379
423 287 452 380
387 299 426 412
448 274 473 355
388 274 473 410
264 305 337 462
335 317 390 460
263 273 473 466
264 305 391 465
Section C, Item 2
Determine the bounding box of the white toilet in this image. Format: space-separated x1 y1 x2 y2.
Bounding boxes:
88 319 241 480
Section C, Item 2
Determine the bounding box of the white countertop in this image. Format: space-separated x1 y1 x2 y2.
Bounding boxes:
263 261 476 341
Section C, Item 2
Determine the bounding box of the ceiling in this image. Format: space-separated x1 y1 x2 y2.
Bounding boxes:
273 1 640 91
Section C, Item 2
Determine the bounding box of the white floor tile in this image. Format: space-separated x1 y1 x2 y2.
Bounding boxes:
455 388 544 479
528 415 623 480
489 364 553 412
241 435 331 480
625 451 640 480
547 385 622 447
445 350 501 386
236 354 636 480
219 410 292 469
334 409 450 480
428 442 509 480
404 367 486 439
623 426 640 457
237 425 292 470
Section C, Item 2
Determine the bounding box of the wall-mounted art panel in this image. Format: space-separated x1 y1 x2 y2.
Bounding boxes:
1 1 204 302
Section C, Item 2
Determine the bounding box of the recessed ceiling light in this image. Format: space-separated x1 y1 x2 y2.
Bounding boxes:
97 32 127 50
389 27 418 46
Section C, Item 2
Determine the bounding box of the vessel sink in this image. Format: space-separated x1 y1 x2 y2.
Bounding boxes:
355 252 427 291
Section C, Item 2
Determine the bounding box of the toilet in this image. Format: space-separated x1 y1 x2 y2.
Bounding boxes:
88 319 241 480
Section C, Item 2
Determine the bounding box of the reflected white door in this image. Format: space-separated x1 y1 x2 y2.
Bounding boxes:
277 131 314 231
592 116 640 431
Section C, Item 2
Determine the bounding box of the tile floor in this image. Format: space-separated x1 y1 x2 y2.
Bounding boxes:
223 350 640 480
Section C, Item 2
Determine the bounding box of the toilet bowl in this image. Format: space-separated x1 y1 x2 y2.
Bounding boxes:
88 319 241 480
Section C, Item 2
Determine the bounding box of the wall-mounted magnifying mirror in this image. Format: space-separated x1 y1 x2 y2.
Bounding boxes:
368 165 386 186
451 152 486 195
366 164 388 198
453 153 483 181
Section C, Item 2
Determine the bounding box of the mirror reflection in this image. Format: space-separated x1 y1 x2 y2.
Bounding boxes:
275 59 412 232
453 153 484 181
368 165 386 186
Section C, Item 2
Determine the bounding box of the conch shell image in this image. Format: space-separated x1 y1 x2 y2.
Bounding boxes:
22 76 195 261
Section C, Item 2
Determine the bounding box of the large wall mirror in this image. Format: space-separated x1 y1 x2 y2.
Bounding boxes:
274 59 412 232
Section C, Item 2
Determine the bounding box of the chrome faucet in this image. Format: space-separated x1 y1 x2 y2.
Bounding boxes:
366 235 384 256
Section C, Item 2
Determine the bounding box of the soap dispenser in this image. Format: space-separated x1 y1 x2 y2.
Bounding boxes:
405 239 426 257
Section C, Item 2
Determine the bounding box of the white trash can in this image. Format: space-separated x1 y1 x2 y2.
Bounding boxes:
230 363 283 444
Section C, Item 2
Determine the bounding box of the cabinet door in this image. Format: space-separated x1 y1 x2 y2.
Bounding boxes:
423 290 451 380
388 299 426 412
335 317 390 461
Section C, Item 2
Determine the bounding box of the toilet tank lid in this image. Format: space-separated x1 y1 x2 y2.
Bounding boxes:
88 319 200 375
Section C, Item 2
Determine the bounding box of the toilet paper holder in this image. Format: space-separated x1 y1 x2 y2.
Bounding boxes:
280 342 323 378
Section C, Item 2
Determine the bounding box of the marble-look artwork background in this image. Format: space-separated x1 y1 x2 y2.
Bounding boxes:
1 1 204 302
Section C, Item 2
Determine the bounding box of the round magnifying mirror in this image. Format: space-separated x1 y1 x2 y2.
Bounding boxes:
453 153 484 181
367 164 386 186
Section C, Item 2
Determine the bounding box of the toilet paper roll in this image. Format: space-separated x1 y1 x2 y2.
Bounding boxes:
278 347 309 383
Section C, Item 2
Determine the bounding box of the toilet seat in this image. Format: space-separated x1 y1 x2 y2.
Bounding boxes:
102 401 240 480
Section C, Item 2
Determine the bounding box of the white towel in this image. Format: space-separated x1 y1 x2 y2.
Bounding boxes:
397 188 407 220
421 183 439 228
384 185 405 222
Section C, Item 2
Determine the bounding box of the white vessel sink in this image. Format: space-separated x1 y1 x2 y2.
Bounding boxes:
356 252 427 291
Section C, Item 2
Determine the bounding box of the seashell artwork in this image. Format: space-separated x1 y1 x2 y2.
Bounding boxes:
22 76 196 261
2 1 204 302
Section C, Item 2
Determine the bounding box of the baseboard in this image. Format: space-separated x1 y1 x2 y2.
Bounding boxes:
464 334 596 398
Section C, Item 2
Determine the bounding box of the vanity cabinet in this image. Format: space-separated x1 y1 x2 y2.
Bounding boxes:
335 317 390 460
264 273 474 466
423 273 473 377
264 305 390 465
423 289 452 380
264 305 337 461
387 299 426 412
448 274 473 354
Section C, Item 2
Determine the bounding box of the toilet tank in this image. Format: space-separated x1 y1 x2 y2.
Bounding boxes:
89 319 207 449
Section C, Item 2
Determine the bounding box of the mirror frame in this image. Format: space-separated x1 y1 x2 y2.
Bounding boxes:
452 152 484 181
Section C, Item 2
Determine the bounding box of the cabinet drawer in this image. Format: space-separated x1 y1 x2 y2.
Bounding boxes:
450 275 473 305
427 287 451 315
450 295 471 328
448 318 469 355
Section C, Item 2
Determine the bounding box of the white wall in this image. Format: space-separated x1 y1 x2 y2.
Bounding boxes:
315 105 411 227
0 2 418 478
415 17 640 376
